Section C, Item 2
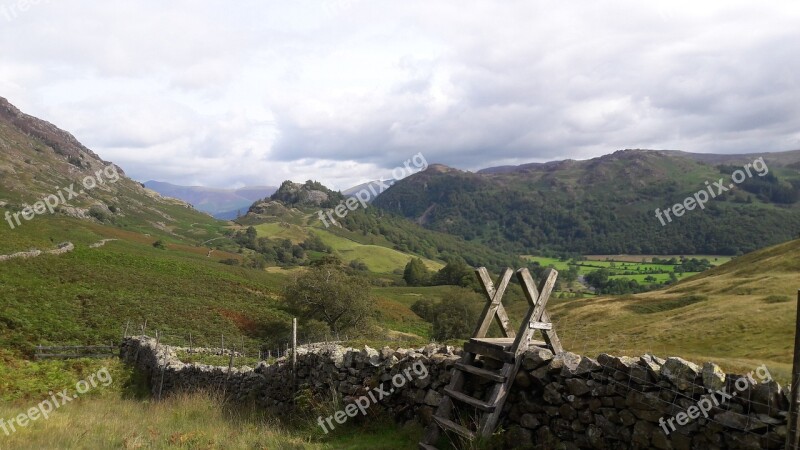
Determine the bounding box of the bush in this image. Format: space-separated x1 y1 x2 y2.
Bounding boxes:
88 205 112 223
284 265 373 334
152 240 166 250
219 258 239 266
412 288 483 341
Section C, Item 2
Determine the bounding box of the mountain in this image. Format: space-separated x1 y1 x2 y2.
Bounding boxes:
0 97 226 250
143 180 277 219
374 149 800 255
342 179 396 200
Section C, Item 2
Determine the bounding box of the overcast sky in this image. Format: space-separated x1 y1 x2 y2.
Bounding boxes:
1 0 799 190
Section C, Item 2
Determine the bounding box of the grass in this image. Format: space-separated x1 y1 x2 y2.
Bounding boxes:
0 392 422 449
625 294 708 314
548 239 800 383
0 358 422 449
311 229 443 274
763 295 793 304
0 217 293 358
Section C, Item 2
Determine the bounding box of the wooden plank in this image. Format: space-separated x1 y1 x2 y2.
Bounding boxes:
473 268 515 338
530 322 552 330
444 388 496 412
540 311 564 354
477 357 523 436
464 341 515 363
432 415 476 441
511 268 557 354
454 362 506 383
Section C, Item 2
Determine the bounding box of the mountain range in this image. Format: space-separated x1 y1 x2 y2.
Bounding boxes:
143 180 277 219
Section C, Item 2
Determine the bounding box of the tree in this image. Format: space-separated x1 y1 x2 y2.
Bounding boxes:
585 269 610 290
283 264 372 334
433 257 476 288
412 288 483 341
403 258 431 286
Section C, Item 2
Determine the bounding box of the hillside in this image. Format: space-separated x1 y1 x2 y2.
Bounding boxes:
547 237 800 380
237 181 525 272
143 180 277 219
374 149 800 255
0 97 227 252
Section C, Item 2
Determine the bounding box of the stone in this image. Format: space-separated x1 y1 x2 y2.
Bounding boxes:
660 357 701 390
504 425 533 448
520 413 540 429
713 411 750 430
543 383 564 405
565 378 592 396
423 389 442 406
522 347 554 370
557 352 585 377
631 420 661 448
702 362 726 391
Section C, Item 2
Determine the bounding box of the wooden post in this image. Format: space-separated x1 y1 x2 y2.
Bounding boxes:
292 318 297 395
123 321 129 340
189 333 193 353
241 336 245 358
142 319 147 337
155 330 160 350
221 334 225 355
787 289 800 450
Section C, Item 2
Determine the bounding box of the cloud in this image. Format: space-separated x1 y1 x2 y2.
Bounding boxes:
1 0 799 188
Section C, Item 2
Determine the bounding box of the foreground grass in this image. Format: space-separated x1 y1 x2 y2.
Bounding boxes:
0 358 421 449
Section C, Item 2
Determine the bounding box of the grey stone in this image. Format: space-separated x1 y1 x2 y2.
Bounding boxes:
661 357 701 390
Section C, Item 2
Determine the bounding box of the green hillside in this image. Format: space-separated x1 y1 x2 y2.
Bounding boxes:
547 238 800 381
374 150 800 255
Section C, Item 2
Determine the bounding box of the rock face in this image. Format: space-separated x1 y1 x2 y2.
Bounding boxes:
120 337 790 449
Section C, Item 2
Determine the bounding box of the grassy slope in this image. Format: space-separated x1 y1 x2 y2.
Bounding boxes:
0 216 292 357
252 216 445 274
547 239 800 381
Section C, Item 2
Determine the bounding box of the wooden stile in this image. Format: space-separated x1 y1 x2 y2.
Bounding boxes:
419 267 563 449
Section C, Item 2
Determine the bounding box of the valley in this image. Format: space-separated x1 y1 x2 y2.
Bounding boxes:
1 97 798 449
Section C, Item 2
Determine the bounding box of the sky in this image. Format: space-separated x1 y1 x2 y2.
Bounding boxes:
1 0 799 191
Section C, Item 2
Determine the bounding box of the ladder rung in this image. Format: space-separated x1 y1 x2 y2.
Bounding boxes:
418 443 438 450
432 415 477 440
530 321 552 330
454 362 507 383
444 388 496 412
463 341 515 363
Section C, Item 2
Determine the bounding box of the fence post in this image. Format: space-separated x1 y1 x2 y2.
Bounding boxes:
787 289 800 450
292 318 297 399
221 334 225 355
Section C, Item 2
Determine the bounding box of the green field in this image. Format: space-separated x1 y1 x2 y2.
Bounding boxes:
523 254 718 287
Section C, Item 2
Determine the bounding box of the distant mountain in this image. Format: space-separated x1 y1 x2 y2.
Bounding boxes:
342 179 396 200
374 149 800 255
143 181 276 219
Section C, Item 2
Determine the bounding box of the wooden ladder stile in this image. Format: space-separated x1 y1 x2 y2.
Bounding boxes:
419 267 563 449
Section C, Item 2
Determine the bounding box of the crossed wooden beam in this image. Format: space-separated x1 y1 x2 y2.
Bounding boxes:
472 267 563 355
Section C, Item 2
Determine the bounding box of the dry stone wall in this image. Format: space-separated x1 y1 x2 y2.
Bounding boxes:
120 337 790 449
